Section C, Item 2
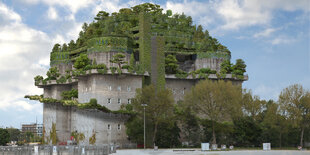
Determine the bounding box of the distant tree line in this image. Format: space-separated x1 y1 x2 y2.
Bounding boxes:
125 80 310 148
0 128 42 146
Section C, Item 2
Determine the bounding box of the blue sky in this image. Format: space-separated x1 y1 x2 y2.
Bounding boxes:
0 0 309 128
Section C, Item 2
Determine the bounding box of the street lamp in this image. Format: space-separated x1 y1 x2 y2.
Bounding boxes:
141 104 147 149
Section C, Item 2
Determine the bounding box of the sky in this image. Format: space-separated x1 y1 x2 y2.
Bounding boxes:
0 0 309 128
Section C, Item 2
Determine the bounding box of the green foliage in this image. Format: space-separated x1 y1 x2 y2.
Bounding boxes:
74 54 91 69
56 76 66 84
232 59 246 79
175 70 188 79
34 75 43 85
110 53 127 69
110 67 117 74
130 85 175 146
71 131 85 144
46 67 60 80
89 131 96 145
61 89 78 100
184 80 242 144
78 98 111 113
165 54 178 74
0 128 9 146
233 116 263 147
50 123 57 145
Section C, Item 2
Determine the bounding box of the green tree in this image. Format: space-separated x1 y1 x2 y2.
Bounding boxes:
165 54 178 74
184 80 242 144
6 128 20 142
241 89 266 120
52 43 61 52
94 11 109 21
232 59 246 78
279 84 310 147
74 54 91 69
110 53 127 69
131 85 175 146
220 60 232 75
0 128 9 145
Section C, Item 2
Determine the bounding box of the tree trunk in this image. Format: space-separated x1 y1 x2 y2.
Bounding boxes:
152 121 158 147
300 126 304 147
212 121 216 144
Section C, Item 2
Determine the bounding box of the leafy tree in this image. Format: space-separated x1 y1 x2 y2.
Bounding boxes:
241 89 266 120
46 67 60 80
110 53 127 69
68 40 76 51
232 59 246 78
262 100 288 147
74 54 91 70
220 60 232 74
131 85 175 146
279 84 310 147
62 43 68 52
0 128 9 145
94 11 109 21
165 54 178 74
184 80 242 144
52 43 61 52
6 128 20 142
233 116 262 147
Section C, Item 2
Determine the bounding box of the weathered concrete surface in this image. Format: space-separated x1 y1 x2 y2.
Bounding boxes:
166 78 197 102
78 74 142 110
43 102 130 146
195 58 225 72
43 85 72 100
115 149 310 155
88 51 131 68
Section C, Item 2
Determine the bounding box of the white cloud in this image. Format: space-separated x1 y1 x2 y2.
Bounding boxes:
0 2 51 114
92 0 142 15
253 84 281 101
47 7 58 20
271 36 296 45
23 0 95 14
164 0 309 32
254 28 277 38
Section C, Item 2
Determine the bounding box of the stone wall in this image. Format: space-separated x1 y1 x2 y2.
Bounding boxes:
78 74 142 111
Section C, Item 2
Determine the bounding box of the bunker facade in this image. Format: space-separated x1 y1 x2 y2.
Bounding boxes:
30 3 248 146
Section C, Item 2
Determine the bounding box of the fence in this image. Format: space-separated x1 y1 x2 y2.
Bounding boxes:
0 145 116 155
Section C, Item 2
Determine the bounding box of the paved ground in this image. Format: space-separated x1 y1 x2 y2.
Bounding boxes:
115 149 310 155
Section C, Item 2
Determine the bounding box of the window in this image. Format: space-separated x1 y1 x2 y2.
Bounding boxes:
127 86 131 92
107 98 111 104
182 88 186 94
117 86 121 91
127 99 131 104
118 98 121 104
108 124 111 130
117 124 121 130
172 89 176 94
108 86 112 91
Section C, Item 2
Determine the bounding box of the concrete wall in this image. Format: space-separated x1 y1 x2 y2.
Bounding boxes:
78 74 142 111
194 58 224 71
166 78 197 102
88 52 131 68
52 63 73 75
43 103 129 146
71 108 129 145
43 85 72 100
